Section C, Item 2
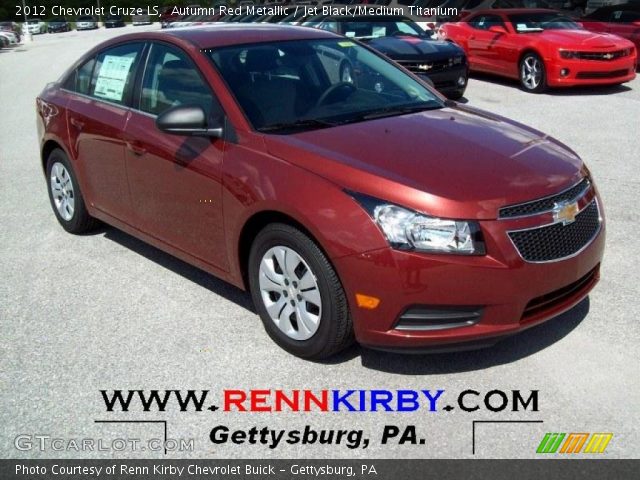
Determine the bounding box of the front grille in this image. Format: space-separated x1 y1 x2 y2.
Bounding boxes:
522 266 599 321
499 178 590 218
575 50 629 61
576 69 629 79
399 58 455 74
509 201 600 262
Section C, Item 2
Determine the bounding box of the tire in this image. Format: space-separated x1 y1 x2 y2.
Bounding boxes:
248 223 354 359
46 148 99 234
447 89 465 100
519 52 547 93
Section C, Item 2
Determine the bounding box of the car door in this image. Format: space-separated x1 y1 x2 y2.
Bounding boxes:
65 42 145 222
123 42 229 271
467 14 509 74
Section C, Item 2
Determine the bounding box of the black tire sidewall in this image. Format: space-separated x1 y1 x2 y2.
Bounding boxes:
248 224 345 359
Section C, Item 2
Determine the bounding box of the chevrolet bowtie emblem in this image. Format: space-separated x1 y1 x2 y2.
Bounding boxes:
553 201 579 225
417 64 433 71
603 53 614 59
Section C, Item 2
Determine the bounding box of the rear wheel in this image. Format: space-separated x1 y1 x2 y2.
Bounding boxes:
248 223 353 359
519 52 547 93
46 149 99 233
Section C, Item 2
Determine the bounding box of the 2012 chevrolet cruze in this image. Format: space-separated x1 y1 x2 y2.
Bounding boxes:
36 25 605 359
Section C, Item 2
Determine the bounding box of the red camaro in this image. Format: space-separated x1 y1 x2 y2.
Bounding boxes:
439 9 637 92
37 25 604 358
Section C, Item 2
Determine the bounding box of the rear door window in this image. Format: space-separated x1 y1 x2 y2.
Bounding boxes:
90 43 144 105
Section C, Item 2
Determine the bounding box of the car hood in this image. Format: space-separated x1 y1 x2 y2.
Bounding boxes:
264 105 584 220
536 29 632 48
363 36 464 61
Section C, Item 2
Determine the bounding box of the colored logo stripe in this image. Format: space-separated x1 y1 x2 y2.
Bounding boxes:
537 433 613 454
584 433 613 454
537 433 565 453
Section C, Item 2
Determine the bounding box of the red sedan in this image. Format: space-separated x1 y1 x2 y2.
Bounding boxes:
37 25 604 358
439 9 637 92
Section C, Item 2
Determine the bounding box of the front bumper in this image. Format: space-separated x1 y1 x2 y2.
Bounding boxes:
546 55 637 87
333 195 605 351
416 64 468 96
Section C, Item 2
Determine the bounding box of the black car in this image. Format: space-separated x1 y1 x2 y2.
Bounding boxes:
312 16 469 99
47 17 71 33
105 15 126 28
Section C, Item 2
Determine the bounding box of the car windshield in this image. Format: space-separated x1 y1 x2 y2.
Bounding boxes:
341 18 426 39
206 38 442 133
508 12 582 32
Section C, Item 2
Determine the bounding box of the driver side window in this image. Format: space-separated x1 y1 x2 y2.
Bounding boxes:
139 43 221 118
471 15 506 31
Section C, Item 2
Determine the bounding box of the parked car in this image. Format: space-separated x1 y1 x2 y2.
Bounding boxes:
581 4 640 58
76 16 99 30
0 29 19 45
37 25 604 358
160 6 181 28
311 15 468 98
439 8 637 92
585 0 640 14
24 19 46 35
0 21 21 42
133 14 153 26
47 17 71 33
104 15 126 28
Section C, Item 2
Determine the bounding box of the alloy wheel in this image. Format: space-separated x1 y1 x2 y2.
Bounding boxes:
50 161 75 221
521 56 542 90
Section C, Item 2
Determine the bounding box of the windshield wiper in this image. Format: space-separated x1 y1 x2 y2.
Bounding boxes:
356 103 442 121
258 118 336 133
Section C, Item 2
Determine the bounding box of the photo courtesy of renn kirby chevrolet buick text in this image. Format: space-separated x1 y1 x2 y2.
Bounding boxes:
37 24 604 359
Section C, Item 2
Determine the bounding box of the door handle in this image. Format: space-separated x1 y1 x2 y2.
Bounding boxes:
69 118 84 130
126 142 147 156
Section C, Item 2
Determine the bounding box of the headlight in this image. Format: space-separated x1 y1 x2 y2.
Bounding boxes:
348 192 485 255
559 50 579 59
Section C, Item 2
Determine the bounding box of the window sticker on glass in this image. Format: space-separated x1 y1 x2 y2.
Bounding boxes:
338 41 355 47
93 55 135 102
372 26 386 37
345 31 356 38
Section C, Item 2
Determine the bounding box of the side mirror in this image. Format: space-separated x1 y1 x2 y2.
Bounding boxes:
156 105 223 138
488 25 507 34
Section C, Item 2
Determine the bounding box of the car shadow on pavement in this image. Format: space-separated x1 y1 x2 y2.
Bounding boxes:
357 297 590 374
100 226 256 313
470 72 632 96
94 225 589 369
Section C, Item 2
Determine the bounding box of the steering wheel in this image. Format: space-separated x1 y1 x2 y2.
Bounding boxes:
315 82 357 107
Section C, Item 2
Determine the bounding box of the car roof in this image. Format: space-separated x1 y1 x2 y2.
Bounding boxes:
105 24 338 49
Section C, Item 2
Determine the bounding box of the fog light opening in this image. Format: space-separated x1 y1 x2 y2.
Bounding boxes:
457 76 467 86
560 68 570 77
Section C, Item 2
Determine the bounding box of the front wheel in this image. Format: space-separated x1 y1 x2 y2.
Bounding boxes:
46 149 99 233
248 223 354 359
519 53 547 93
